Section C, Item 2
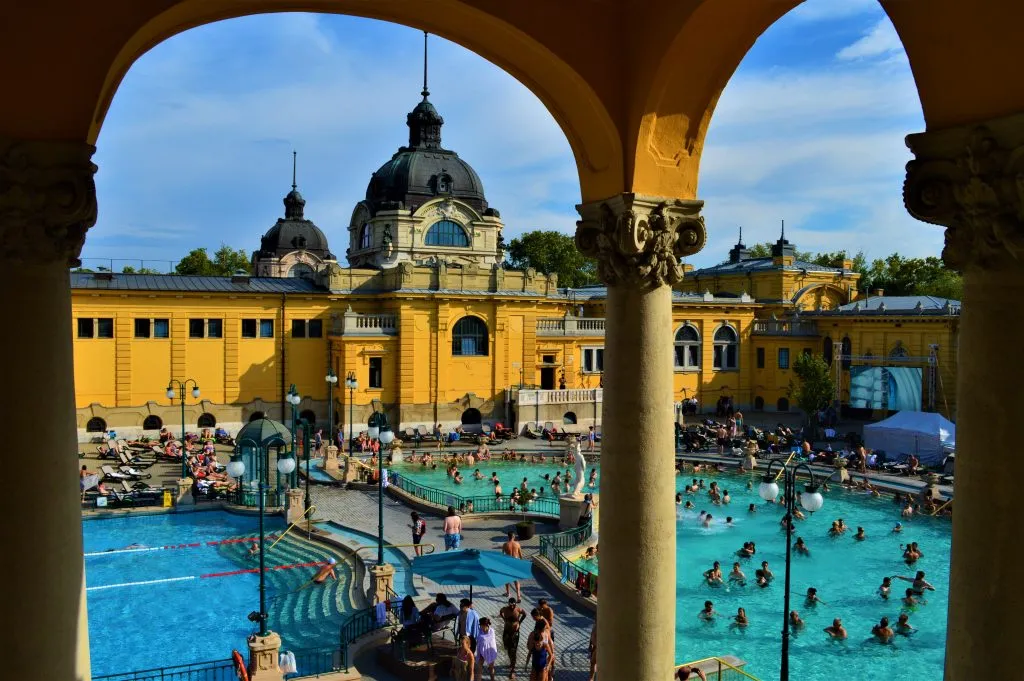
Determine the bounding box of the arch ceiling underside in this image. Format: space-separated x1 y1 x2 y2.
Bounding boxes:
1 0 1022 202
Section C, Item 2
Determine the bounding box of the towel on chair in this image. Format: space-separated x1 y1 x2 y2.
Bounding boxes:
375 601 387 626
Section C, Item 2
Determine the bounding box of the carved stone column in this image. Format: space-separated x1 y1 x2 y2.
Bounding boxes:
576 193 705 681
0 138 97 681
903 113 1024 681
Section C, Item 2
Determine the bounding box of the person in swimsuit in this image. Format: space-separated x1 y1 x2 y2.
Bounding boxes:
789 610 805 629
502 531 523 601
452 635 475 681
733 607 748 627
794 537 810 555
823 618 847 640
500 598 526 679
677 665 708 680
525 620 552 681
896 613 915 636
312 558 338 584
704 562 724 586
872 617 895 643
894 570 935 596
475 618 498 681
878 576 892 599
409 512 427 556
698 600 717 621
728 563 746 586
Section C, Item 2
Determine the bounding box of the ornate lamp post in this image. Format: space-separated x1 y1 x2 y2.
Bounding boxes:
325 368 338 448
167 379 200 478
367 409 394 565
758 458 825 681
287 385 301 488
345 372 358 452
296 416 313 516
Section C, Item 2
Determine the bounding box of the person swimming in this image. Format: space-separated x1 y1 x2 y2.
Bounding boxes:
312 557 338 584
902 588 919 607
892 522 903 533
824 618 847 640
704 562 724 586
854 527 866 541
789 610 805 629
878 576 892 600
805 587 825 607
872 617 895 643
894 570 935 596
896 613 915 636
794 537 810 555
728 563 746 586
698 600 717 621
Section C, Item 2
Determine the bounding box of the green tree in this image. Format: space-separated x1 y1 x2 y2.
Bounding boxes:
175 244 252 276
121 266 162 274
787 353 835 425
506 230 599 288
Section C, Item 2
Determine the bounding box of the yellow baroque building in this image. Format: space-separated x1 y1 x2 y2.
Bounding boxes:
71 80 960 441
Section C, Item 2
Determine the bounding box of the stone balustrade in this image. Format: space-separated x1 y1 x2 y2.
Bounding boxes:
751 319 818 336
537 316 606 336
332 306 399 336
518 388 603 406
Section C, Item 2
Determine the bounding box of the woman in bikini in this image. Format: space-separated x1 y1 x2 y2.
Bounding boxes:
452 635 474 681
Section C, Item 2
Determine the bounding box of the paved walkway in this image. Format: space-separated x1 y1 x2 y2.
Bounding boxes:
309 484 596 680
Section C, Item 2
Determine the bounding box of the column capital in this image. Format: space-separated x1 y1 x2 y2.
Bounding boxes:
575 193 705 289
0 138 97 267
904 113 1024 271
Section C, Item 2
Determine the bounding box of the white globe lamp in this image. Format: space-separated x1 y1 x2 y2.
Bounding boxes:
277 451 296 475
800 486 824 513
758 478 779 502
226 454 246 479
379 429 395 445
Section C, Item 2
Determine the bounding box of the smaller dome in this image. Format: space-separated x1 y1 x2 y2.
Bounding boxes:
254 185 335 262
235 418 291 448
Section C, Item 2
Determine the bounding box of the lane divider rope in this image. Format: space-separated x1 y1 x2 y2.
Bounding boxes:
84 534 281 558
87 561 329 591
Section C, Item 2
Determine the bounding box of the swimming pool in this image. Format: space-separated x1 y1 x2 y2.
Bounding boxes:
396 463 951 681
390 458 600 499
83 511 356 676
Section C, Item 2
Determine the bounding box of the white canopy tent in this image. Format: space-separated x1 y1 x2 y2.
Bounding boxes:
863 411 956 466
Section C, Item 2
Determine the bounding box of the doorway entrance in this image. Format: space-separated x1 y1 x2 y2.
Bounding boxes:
541 355 556 390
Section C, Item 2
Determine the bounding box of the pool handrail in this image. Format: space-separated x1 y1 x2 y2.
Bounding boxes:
538 519 598 597
387 470 561 517
267 504 317 551
354 542 436 556
677 656 762 680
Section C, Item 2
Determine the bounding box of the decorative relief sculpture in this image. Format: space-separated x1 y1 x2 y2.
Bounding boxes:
575 194 706 289
903 114 1024 271
0 138 98 265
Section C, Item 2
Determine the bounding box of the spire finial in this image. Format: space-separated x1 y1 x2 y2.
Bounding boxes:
780 219 785 241
291 150 297 191
422 31 429 100
738 225 743 244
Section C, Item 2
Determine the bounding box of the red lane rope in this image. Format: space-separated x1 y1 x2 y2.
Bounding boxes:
200 560 328 579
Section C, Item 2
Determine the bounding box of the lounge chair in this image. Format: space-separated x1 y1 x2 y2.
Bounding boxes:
402 427 420 443
524 422 542 438
120 480 163 496
118 465 152 480
117 449 155 469
100 465 132 481
416 425 437 442
481 423 493 438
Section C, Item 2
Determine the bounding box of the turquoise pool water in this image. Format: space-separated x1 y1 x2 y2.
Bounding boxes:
397 463 951 681
83 511 355 676
314 520 418 597
390 458 600 498
301 457 335 483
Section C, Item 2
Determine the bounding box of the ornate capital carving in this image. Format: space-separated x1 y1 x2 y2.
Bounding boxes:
904 113 1024 271
575 193 705 288
0 138 97 266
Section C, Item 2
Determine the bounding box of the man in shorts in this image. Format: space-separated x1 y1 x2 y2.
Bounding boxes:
443 506 462 550
499 598 526 680
409 511 426 556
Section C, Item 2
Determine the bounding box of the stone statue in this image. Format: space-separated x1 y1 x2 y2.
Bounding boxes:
572 439 586 496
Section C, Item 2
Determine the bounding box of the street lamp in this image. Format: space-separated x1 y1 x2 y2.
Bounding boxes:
326 368 338 449
758 458 825 681
233 429 294 637
287 385 302 488
167 379 201 478
345 372 358 452
368 409 393 565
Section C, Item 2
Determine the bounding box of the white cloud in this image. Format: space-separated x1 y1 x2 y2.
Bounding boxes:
837 18 904 61
788 0 882 23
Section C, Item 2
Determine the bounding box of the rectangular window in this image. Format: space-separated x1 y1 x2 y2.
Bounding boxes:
369 357 383 388
582 347 604 373
97 318 114 338
259 319 275 338
241 319 257 338
207 319 223 338
778 347 790 370
77 318 94 338
153 318 170 338
308 319 323 338
189 319 205 338
292 319 307 338
134 318 151 338
756 347 765 369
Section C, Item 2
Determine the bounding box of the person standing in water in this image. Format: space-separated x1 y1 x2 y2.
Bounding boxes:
824 618 847 639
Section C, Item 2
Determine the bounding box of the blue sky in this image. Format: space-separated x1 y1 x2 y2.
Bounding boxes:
85 0 934 272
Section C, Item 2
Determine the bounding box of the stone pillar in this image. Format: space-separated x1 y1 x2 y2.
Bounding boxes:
576 194 705 681
903 113 1024 680
0 138 98 681
285 488 305 524
247 631 285 681
558 494 586 530
324 444 340 473
176 478 195 506
369 562 396 604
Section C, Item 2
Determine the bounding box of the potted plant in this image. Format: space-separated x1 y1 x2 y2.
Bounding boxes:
515 519 536 540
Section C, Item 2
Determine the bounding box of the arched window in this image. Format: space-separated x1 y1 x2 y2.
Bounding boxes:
142 415 162 430
823 336 834 366
452 316 488 356
461 408 482 425
86 417 107 433
753 396 765 411
425 220 470 247
841 337 852 371
197 413 216 428
300 409 317 425
776 397 790 412
713 325 739 370
563 411 578 425
674 325 701 369
248 411 266 423
288 263 314 280
436 174 452 193
359 223 372 249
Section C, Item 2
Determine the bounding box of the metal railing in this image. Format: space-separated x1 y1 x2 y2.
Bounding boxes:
538 520 598 597
677 657 762 681
751 319 818 336
268 505 317 550
339 600 403 670
288 645 343 678
388 472 560 517
231 487 286 508
517 388 603 406
93 659 235 681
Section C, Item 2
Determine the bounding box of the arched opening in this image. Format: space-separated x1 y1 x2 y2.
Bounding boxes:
197 412 216 428
753 396 764 411
86 417 107 433
841 337 853 371
563 411 577 425
823 336 834 367
674 324 700 369
424 220 470 247
461 408 482 425
300 409 317 425
142 415 163 430
288 263 314 279
359 223 372 249
776 397 789 412
452 316 489 356
248 411 266 423
712 325 738 370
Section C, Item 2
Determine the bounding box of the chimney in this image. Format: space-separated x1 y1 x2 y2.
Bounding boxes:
231 270 251 284
873 288 884 297
841 258 853 270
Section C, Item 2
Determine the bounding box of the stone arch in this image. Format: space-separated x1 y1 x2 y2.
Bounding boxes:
300 409 317 425
776 397 789 412
753 396 764 411
248 411 266 423
142 414 162 430
197 412 216 428
563 411 578 425
86 416 107 433
461 407 482 426
792 284 850 311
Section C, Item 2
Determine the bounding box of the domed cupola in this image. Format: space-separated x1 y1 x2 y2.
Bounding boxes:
252 152 335 279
